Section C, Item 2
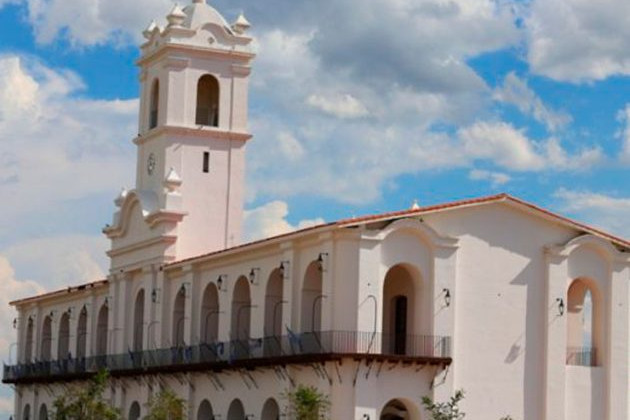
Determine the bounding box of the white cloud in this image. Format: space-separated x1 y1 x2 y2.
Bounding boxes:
617 104 630 164
23 0 175 46
0 256 44 360
493 72 571 132
468 169 511 188
458 121 603 172
243 201 325 243
0 55 136 237
306 93 369 119
2 234 108 291
459 121 545 170
525 0 630 82
554 188 630 238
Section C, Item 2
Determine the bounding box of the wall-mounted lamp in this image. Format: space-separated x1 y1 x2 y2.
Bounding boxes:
245 415 255 420
212 415 222 420
248 268 260 285
443 288 451 307
217 275 228 291
67 307 74 317
317 252 329 272
179 284 187 297
556 298 565 316
12 318 17 329
279 261 290 278
151 288 161 303
362 415 371 420
104 297 111 308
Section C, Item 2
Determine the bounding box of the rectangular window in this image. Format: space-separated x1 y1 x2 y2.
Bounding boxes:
203 152 210 173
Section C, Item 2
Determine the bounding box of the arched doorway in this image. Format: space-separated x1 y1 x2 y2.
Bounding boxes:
40 316 52 361
172 286 186 348
264 269 284 356
24 317 34 363
133 289 145 352
96 303 109 357
76 306 88 359
231 276 251 358
57 312 70 360
38 404 48 420
567 279 601 366
301 261 323 333
261 398 280 420
227 399 245 420
129 402 141 420
22 403 30 420
200 283 219 344
382 265 421 356
196 75 220 126
380 398 420 420
197 399 213 420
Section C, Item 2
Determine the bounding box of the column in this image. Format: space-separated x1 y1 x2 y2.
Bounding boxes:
607 260 629 420
543 249 568 420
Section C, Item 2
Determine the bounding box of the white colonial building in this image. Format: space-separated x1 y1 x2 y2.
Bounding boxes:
4 1 630 419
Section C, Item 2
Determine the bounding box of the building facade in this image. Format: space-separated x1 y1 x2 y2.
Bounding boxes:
4 1 630 419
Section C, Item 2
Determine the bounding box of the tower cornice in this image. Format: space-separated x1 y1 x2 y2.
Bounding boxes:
133 125 252 146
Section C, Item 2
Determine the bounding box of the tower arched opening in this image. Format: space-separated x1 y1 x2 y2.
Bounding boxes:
195 75 220 127
149 78 160 129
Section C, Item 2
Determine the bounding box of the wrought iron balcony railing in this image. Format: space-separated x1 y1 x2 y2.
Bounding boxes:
3 331 451 383
566 346 597 367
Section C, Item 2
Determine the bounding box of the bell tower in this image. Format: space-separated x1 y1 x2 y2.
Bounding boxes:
104 0 255 270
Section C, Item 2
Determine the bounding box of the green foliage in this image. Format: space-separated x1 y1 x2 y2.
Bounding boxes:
421 390 466 420
283 384 331 420
52 370 120 420
143 388 186 420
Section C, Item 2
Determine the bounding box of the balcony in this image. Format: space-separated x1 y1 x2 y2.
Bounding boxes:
3 331 451 384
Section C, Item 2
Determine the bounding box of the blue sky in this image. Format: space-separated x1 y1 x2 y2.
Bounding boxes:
0 0 629 414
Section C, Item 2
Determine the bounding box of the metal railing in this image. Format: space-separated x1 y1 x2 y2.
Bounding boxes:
566 347 597 367
3 331 451 382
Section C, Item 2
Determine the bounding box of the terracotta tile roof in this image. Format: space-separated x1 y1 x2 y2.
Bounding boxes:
12 193 629 306
168 193 629 268
9 279 108 306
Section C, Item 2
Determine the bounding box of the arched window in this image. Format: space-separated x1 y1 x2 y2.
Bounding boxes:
76 306 88 358
227 399 245 420
195 75 219 127
24 317 34 363
264 269 284 357
129 402 141 420
149 79 159 129
301 261 323 333
261 398 280 420
40 316 52 361
58 312 70 360
382 264 420 356
133 290 145 352
567 279 600 366
96 303 109 356
200 283 219 344
197 399 214 420
231 276 251 358
172 286 186 347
